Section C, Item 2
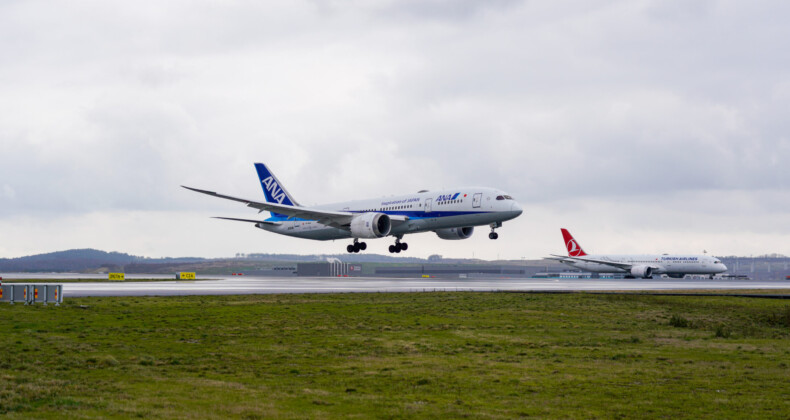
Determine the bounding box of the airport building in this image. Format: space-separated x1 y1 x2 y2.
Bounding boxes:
374 264 526 278
296 262 363 277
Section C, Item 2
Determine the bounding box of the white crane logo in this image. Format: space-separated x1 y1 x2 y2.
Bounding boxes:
567 239 583 256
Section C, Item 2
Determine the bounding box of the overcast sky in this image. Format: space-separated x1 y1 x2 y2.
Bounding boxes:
1 0 788 260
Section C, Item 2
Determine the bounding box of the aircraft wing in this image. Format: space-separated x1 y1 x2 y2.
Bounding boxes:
543 256 572 262
387 215 410 226
549 254 637 270
183 186 408 230
212 217 282 225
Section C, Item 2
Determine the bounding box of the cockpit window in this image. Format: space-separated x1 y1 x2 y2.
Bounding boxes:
496 195 504 200
504 195 513 200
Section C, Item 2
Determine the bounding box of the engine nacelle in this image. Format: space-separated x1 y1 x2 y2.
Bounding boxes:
349 212 391 238
435 227 474 240
630 265 653 279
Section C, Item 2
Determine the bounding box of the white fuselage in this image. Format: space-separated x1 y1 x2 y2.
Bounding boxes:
561 254 728 277
257 187 522 240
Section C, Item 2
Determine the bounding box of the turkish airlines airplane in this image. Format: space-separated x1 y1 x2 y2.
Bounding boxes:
547 228 728 278
183 163 523 253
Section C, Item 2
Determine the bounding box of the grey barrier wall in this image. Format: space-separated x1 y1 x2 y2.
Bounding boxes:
0 284 63 305
0 285 11 303
46 285 62 304
34 285 46 303
13 285 28 303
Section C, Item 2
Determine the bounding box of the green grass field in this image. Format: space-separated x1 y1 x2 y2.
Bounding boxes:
1 292 789 418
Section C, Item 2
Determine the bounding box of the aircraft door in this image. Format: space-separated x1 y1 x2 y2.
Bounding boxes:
425 198 432 213
472 193 482 208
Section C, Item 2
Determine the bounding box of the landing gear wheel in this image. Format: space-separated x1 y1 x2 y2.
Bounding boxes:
489 222 501 240
389 237 407 253
348 239 365 253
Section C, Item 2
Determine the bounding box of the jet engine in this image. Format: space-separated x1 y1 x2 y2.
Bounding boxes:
630 265 653 279
349 212 391 238
435 227 474 240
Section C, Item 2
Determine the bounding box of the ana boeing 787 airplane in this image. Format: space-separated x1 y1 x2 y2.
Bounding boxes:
183 163 522 253
546 228 728 278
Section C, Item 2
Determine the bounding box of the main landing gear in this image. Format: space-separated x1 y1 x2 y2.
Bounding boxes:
347 239 367 253
388 237 408 253
489 222 501 240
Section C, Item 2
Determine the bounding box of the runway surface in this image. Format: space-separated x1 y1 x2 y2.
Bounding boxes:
9 276 786 297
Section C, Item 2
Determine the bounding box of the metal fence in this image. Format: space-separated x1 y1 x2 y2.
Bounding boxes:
0 284 63 305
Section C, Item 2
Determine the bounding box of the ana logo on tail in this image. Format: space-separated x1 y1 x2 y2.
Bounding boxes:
261 176 288 204
254 163 298 208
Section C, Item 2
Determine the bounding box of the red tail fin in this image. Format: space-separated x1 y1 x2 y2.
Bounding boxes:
561 228 587 257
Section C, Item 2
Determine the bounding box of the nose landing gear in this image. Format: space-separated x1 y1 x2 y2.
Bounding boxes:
388 237 408 253
346 239 367 253
489 222 501 240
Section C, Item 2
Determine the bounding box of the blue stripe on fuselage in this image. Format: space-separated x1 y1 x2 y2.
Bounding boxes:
353 210 490 219
264 210 491 223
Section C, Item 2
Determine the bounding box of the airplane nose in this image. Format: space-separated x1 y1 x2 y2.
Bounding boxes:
720 264 728 273
511 201 523 216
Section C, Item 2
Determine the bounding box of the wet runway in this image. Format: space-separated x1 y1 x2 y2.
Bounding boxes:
23 276 790 297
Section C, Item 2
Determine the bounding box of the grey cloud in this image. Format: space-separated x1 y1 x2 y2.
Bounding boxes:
371 0 523 21
1 0 788 258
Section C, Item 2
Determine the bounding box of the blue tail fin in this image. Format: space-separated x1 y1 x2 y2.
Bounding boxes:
254 163 300 218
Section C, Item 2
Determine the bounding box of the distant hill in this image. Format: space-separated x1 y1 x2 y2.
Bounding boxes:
0 248 445 273
0 249 205 272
